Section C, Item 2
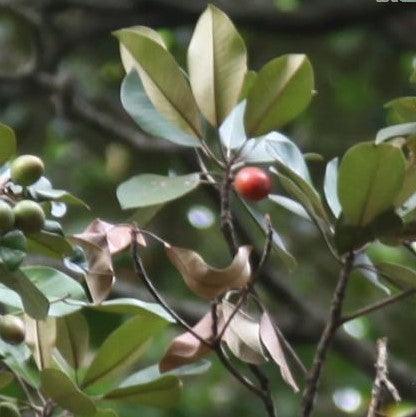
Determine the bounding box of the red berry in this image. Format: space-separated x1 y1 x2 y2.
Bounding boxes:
234 167 272 201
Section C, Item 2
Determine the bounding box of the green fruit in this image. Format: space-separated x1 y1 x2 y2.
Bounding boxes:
0 201 14 232
13 200 45 234
10 155 44 186
0 403 20 417
0 315 25 345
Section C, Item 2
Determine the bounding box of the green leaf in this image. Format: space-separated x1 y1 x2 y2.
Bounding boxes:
56 312 89 371
94 410 118 417
376 262 416 290
375 122 416 144
324 157 342 218
0 267 49 319
219 101 247 150
27 231 73 259
188 4 247 126
82 314 169 391
244 54 314 137
338 142 405 226
0 122 17 164
0 371 14 389
117 173 201 209
32 189 89 209
121 71 200 147
114 29 202 138
90 298 174 323
0 231 27 271
239 70 257 101
41 369 97 417
269 194 310 220
21 266 88 317
238 197 297 271
385 97 416 124
104 367 182 408
354 253 390 294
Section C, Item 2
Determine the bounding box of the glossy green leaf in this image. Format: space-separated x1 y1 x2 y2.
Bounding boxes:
0 267 49 319
0 122 16 164
269 194 310 220
41 369 97 417
188 4 247 126
338 142 405 226
376 262 416 290
82 314 169 390
244 54 314 136
56 312 89 370
324 157 342 218
0 231 27 271
121 71 200 147
21 266 88 317
115 29 202 137
27 231 73 259
90 298 174 323
239 197 297 270
104 368 182 408
375 122 416 144
219 101 247 149
117 173 201 209
385 97 416 124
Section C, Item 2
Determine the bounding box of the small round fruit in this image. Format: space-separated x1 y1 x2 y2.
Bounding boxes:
234 167 272 201
0 315 25 345
0 200 14 232
10 155 44 186
0 403 20 417
13 200 45 233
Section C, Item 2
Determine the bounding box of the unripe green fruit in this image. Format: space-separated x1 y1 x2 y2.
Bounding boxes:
13 200 45 234
10 155 44 186
0 201 14 232
0 315 25 345
0 403 20 417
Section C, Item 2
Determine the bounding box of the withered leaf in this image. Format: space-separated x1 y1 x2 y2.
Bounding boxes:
259 312 299 392
221 300 266 365
159 312 218 372
165 245 252 299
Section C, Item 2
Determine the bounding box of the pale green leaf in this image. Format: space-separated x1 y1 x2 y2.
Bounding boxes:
117 173 200 209
324 157 342 218
188 4 247 126
115 29 202 137
377 262 416 290
121 71 200 147
385 97 416 124
269 194 310 220
219 101 247 149
0 122 17 164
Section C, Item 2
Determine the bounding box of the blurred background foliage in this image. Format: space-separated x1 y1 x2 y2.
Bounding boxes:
1 1 416 416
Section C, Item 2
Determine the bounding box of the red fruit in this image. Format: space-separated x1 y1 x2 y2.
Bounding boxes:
234 167 272 201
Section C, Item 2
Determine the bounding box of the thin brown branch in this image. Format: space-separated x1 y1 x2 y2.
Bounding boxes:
367 338 401 417
301 251 355 417
340 289 416 325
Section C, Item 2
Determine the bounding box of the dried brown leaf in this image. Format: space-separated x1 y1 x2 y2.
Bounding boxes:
259 312 299 392
165 245 252 299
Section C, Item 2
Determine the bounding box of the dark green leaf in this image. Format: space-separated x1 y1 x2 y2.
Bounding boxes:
27 231 73 259
41 369 97 417
244 54 314 136
338 142 405 226
376 262 416 290
0 123 16 164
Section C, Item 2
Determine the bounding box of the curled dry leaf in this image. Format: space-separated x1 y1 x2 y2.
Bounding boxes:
159 312 218 372
165 245 252 299
70 219 146 304
221 300 266 365
259 312 299 392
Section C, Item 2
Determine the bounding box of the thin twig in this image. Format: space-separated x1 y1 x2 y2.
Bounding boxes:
301 251 355 417
340 289 416 325
367 338 401 417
